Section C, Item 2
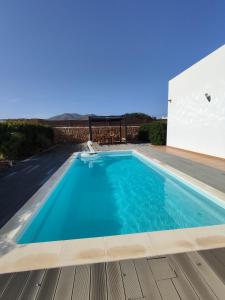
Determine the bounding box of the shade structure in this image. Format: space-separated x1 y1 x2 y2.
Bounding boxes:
88 115 127 144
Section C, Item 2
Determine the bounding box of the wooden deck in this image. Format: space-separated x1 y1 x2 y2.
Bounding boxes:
1 248 225 299
151 145 225 172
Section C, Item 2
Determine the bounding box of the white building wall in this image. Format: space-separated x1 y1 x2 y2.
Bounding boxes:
167 45 225 159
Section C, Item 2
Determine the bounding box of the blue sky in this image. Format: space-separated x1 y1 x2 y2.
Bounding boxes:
0 0 225 119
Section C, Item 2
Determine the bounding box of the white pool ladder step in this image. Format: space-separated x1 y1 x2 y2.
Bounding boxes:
87 141 96 154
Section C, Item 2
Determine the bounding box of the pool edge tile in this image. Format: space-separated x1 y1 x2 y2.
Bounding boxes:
59 237 108 266
0 241 63 274
104 233 156 261
184 224 225 251
148 229 196 256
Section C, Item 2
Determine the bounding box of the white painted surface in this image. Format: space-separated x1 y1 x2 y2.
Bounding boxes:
167 45 225 159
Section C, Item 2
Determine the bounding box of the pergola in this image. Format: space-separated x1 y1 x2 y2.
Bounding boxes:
88 115 127 144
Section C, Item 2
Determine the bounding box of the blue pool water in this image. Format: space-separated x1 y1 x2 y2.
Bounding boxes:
18 151 225 243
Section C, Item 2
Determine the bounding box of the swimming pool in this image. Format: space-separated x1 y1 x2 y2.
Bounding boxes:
18 151 225 244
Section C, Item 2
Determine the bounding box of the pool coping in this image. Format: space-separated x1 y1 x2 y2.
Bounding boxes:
1 149 225 274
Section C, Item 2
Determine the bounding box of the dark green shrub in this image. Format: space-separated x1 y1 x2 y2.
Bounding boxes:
138 121 167 145
1 132 26 160
124 113 155 124
148 121 167 145
0 122 54 160
138 124 151 142
36 132 52 150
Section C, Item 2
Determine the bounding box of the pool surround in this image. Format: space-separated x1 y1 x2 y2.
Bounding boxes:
0 149 225 274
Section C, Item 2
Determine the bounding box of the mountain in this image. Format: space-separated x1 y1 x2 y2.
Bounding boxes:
48 112 155 123
48 113 94 120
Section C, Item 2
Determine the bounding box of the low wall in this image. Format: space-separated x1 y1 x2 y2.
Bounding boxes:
53 126 140 143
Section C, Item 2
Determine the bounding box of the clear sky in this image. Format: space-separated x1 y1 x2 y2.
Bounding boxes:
0 0 225 119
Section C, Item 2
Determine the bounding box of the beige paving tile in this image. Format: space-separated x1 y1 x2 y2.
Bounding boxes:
185 225 225 251
104 233 155 261
60 237 107 266
0 241 62 274
148 229 196 256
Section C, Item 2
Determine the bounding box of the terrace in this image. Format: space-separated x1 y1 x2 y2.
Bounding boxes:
0 143 225 299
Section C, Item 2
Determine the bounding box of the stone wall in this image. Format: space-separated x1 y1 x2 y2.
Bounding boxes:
54 127 89 143
54 126 140 144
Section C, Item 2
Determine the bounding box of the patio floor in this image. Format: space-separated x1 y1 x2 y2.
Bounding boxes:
1 143 225 299
1 249 225 299
151 146 225 172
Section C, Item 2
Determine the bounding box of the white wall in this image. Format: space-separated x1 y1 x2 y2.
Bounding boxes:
167 45 225 159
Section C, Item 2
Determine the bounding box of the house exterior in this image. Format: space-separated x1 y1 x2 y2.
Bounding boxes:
167 45 225 159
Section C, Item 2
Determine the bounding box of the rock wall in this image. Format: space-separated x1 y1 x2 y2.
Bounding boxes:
53 126 140 144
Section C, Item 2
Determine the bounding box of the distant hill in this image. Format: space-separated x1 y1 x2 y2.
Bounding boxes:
48 112 155 123
48 113 94 120
1 112 155 124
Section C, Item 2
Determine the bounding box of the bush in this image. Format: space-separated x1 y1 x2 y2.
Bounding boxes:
124 113 155 125
0 122 54 160
148 122 167 145
36 132 52 150
138 124 151 142
138 121 167 145
1 132 26 161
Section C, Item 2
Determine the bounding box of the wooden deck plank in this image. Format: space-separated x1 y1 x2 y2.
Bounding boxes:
148 257 176 281
211 248 225 266
54 266 76 300
72 264 90 300
168 256 199 300
106 262 125 300
120 259 143 299
1 271 30 300
172 253 218 300
134 258 162 300
18 269 46 300
200 250 225 284
36 268 61 300
157 279 180 300
90 263 107 300
0 273 13 297
188 252 225 300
